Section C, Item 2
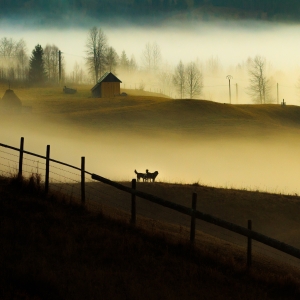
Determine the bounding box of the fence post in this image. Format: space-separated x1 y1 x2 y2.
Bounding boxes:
18 137 24 178
190 192 197 243
247 219 252 268
81 157 85 205
131 179 136 225
45 145 50 195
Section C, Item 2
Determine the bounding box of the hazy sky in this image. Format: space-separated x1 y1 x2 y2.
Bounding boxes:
2 15 300 192
1 19 300 73
1 18 300 103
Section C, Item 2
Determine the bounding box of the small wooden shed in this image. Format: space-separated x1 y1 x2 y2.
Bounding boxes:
91 72 122 98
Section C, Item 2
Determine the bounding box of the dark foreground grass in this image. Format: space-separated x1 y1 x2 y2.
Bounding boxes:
1 176 300 300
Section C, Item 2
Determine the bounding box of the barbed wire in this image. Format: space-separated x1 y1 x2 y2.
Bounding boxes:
50 179 81 194
49 175 80 186
23 156 45 164
1 146 300 269
50 163 81 177
0 161 18 172
0 149 19 157
49 170 80 183
0 156 18 164
23 162 40 169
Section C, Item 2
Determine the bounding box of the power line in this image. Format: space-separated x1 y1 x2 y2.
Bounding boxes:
61 52 85 59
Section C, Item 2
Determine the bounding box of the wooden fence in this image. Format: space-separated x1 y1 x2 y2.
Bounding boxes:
1 137 300 269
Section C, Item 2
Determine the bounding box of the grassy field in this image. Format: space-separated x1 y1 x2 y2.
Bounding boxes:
1 175 300 300
2 84 300 137
2 85 300 298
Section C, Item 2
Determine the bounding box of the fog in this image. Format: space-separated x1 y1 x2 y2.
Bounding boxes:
2 113 300 196
3 19 300 69
1 19 300 103
2 18 300 194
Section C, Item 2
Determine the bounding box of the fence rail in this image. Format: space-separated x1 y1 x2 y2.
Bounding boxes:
91 173 300 261
1 137 300 269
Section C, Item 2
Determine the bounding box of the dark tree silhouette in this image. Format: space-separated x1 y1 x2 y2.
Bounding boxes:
247 55 271 104
28 44 46 84
85 27 108 83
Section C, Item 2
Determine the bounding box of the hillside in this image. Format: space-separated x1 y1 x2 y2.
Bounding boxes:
2 85 300 196
1 176 300 300
4 85 300 138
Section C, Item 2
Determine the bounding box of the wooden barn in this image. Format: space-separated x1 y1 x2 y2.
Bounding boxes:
91 72 122 98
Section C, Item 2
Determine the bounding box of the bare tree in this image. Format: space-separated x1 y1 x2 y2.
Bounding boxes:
15 39 28 80
173 60 185 99
185 61 203 99
158 63 173 97
141 42 161 72
0 37 15 58
205 55 222 76
0 37 30 81
85 27 108 83
69 61 85 83
247 55 271 104
142 42 152 71
0 38 16 80
152 42 161 72
106 46 119 73
44 44 59 82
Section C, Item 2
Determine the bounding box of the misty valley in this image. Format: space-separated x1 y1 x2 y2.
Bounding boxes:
2 3 300 298
1 85 300 197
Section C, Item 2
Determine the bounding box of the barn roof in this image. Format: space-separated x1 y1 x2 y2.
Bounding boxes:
91 72 122 91
0 89 22 108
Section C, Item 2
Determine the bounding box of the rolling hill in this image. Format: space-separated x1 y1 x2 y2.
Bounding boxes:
5 86 300 139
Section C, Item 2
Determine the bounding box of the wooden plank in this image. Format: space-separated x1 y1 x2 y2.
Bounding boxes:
0 142 89 173
81 157 85 204
45 145 50 194
92 172 300 260
193 210 300 259
18 137 24 178
131 179 136 225
91 173 192 216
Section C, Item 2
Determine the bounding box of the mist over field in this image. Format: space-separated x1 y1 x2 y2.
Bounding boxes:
1 19 300 104
2 104 300 196
2 6 300 194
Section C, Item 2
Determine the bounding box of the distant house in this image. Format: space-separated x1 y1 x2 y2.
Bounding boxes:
91 72 122 98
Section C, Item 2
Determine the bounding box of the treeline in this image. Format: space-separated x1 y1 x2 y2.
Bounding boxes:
2 0 300 22
0 38 70 85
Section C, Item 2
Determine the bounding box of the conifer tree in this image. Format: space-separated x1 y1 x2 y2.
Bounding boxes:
28 44 46 84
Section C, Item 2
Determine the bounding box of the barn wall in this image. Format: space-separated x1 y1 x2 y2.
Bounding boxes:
101 82 120 97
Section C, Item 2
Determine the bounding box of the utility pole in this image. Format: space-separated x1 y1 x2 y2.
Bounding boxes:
58 50 62 85
226 75 233 104
236 83 238 104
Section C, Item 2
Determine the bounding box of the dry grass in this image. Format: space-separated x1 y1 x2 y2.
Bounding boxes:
1 175 300 299
2 84 300 138
2 85 300 298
